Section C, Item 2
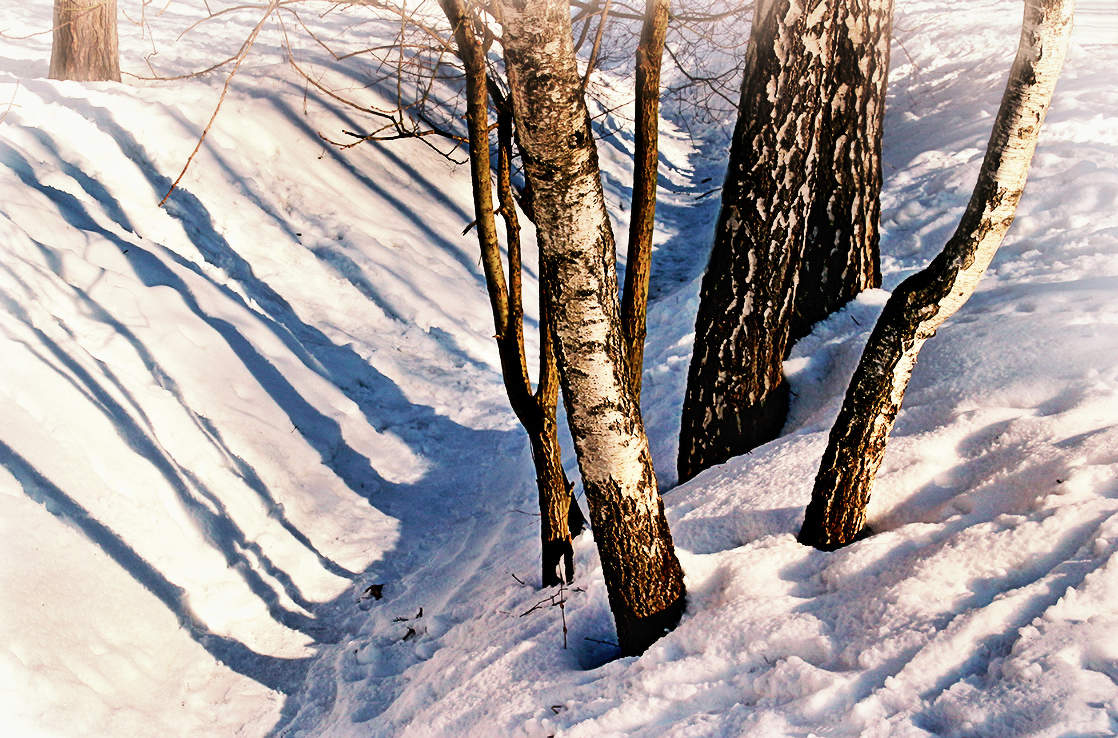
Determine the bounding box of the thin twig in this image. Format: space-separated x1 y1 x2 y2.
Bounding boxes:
0 81 20 125
159 1 280 207
581 0 613 93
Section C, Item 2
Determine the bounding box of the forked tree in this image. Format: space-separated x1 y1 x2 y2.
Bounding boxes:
50 0 121 82
436 0 585 587
799 0 1074 550
678 0 898 484
437 0 669 587
493 0 686 655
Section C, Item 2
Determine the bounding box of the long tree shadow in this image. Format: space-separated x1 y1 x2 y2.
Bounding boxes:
0 440 310 694
3 89 532 725
0 241 323 636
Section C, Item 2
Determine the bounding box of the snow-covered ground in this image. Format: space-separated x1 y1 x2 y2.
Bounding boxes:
1 1 1116 736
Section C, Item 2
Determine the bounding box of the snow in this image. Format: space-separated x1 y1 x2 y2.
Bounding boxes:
1 0 1117 736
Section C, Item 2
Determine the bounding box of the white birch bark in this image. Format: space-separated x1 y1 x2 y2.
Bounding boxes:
799 0 1075 549
493 0 686 654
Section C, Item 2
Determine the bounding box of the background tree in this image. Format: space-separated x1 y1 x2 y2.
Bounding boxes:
791 0 893 342
799 0 1074 550
494 0 686 655
50 0 120 82
677 0 835 483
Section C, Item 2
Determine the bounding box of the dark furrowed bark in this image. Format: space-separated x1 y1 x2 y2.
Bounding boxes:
678 0 835 483
791 0 893 344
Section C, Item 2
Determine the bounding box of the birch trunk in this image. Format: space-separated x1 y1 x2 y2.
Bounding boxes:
678 0 836 483
799 0 1074 550
439 0 581 585
495 0 686 655
50 0 120 82
791 0 893 342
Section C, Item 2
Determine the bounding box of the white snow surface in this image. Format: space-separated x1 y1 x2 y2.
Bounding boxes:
1 0 1117 736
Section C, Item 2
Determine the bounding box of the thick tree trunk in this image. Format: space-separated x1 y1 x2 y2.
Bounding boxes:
799 0 1074 550
791 0 893 343
619 0 670 400
439 0 580 586
678 0 835 483
50 0 121 82
495 0 686 655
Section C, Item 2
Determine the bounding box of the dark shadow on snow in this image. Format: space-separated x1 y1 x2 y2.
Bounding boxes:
2 87 532 729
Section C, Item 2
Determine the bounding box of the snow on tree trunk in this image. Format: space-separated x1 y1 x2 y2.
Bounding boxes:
50 0 120 82
495 0 686 654
678 0 836 483
799 0 1075 550
791 0 893 343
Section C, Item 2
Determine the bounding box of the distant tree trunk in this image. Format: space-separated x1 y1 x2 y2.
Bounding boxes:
678 0 835 483
438 0 583 587
790 0 893 343
495 0 686 655
619 0 670 400
50 0 120 82
799 0 1074 550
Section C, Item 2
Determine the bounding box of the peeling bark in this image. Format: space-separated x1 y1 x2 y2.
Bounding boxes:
50 0 120 82
495 0 685 655
679 0 836 483
799 0 1074 550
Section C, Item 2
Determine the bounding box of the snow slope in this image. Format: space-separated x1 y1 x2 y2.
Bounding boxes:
1 0 1117 736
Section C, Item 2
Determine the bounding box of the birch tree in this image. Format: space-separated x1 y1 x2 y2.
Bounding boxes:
791 0 893 342
494 0 686 655
437 0 585 587
50 0 120 82
678 0 835 483
799 0 1074 550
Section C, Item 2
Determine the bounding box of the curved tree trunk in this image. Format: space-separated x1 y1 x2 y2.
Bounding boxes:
799 0 1074 550
50 0 121 82
438 0 581 586
495 0 686 655
790 0 893 343
678 0 836 483
620 0 670 400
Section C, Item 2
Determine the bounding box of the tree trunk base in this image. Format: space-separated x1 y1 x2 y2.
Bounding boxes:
616 593 686 656
799 522 874 551
541 537 575 587
679 378 790 483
